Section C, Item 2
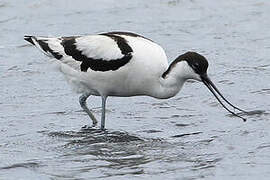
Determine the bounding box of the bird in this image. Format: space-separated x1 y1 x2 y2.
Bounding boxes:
24 31 247 130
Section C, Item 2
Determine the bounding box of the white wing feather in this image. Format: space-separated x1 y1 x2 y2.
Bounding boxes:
75 35 124 60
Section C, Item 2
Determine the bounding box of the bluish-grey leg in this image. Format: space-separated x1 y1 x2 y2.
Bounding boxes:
101 96 107 130
79 93 98 126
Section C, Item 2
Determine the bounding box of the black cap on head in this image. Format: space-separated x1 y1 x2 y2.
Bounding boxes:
162 51 209 78
179 52 209 75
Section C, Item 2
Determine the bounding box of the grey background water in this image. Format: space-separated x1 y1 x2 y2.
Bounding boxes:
1 0 270 179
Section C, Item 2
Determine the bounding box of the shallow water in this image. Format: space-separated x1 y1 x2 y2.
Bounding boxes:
1 0 270 179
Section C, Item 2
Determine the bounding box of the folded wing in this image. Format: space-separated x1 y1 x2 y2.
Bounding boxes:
24 33 134 72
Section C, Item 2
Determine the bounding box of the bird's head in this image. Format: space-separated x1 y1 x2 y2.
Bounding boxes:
177 51 209 81
168 51 247 121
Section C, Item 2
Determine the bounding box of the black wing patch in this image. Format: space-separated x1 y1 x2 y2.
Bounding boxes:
101 33 133 55
100 31 153 42
61 35 133 72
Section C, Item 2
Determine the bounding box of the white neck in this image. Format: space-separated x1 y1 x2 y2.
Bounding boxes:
150 61 193 99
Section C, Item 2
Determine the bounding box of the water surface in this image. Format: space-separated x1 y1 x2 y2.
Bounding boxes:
1 0 270 179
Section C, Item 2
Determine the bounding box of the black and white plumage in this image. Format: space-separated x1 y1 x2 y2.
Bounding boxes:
24 31 247 129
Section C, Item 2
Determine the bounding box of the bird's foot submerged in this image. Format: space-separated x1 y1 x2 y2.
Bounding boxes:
80 125 106 134
81 122 99 130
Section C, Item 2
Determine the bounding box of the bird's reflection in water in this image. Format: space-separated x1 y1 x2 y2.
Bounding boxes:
47 128 222 178
48 128 154 176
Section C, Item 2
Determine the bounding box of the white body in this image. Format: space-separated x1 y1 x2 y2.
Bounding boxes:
69 35 169 97
28 33 195 99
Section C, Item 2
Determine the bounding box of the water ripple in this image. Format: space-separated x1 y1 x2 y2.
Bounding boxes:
0 162 41 170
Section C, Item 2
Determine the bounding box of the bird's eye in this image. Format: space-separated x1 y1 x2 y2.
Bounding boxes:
191 63 199 70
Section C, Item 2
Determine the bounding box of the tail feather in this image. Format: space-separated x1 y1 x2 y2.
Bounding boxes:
24 35 81 72
24 35 64 60
24 35 35 45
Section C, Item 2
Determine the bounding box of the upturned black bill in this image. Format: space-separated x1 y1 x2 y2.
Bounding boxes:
200 74 247 122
